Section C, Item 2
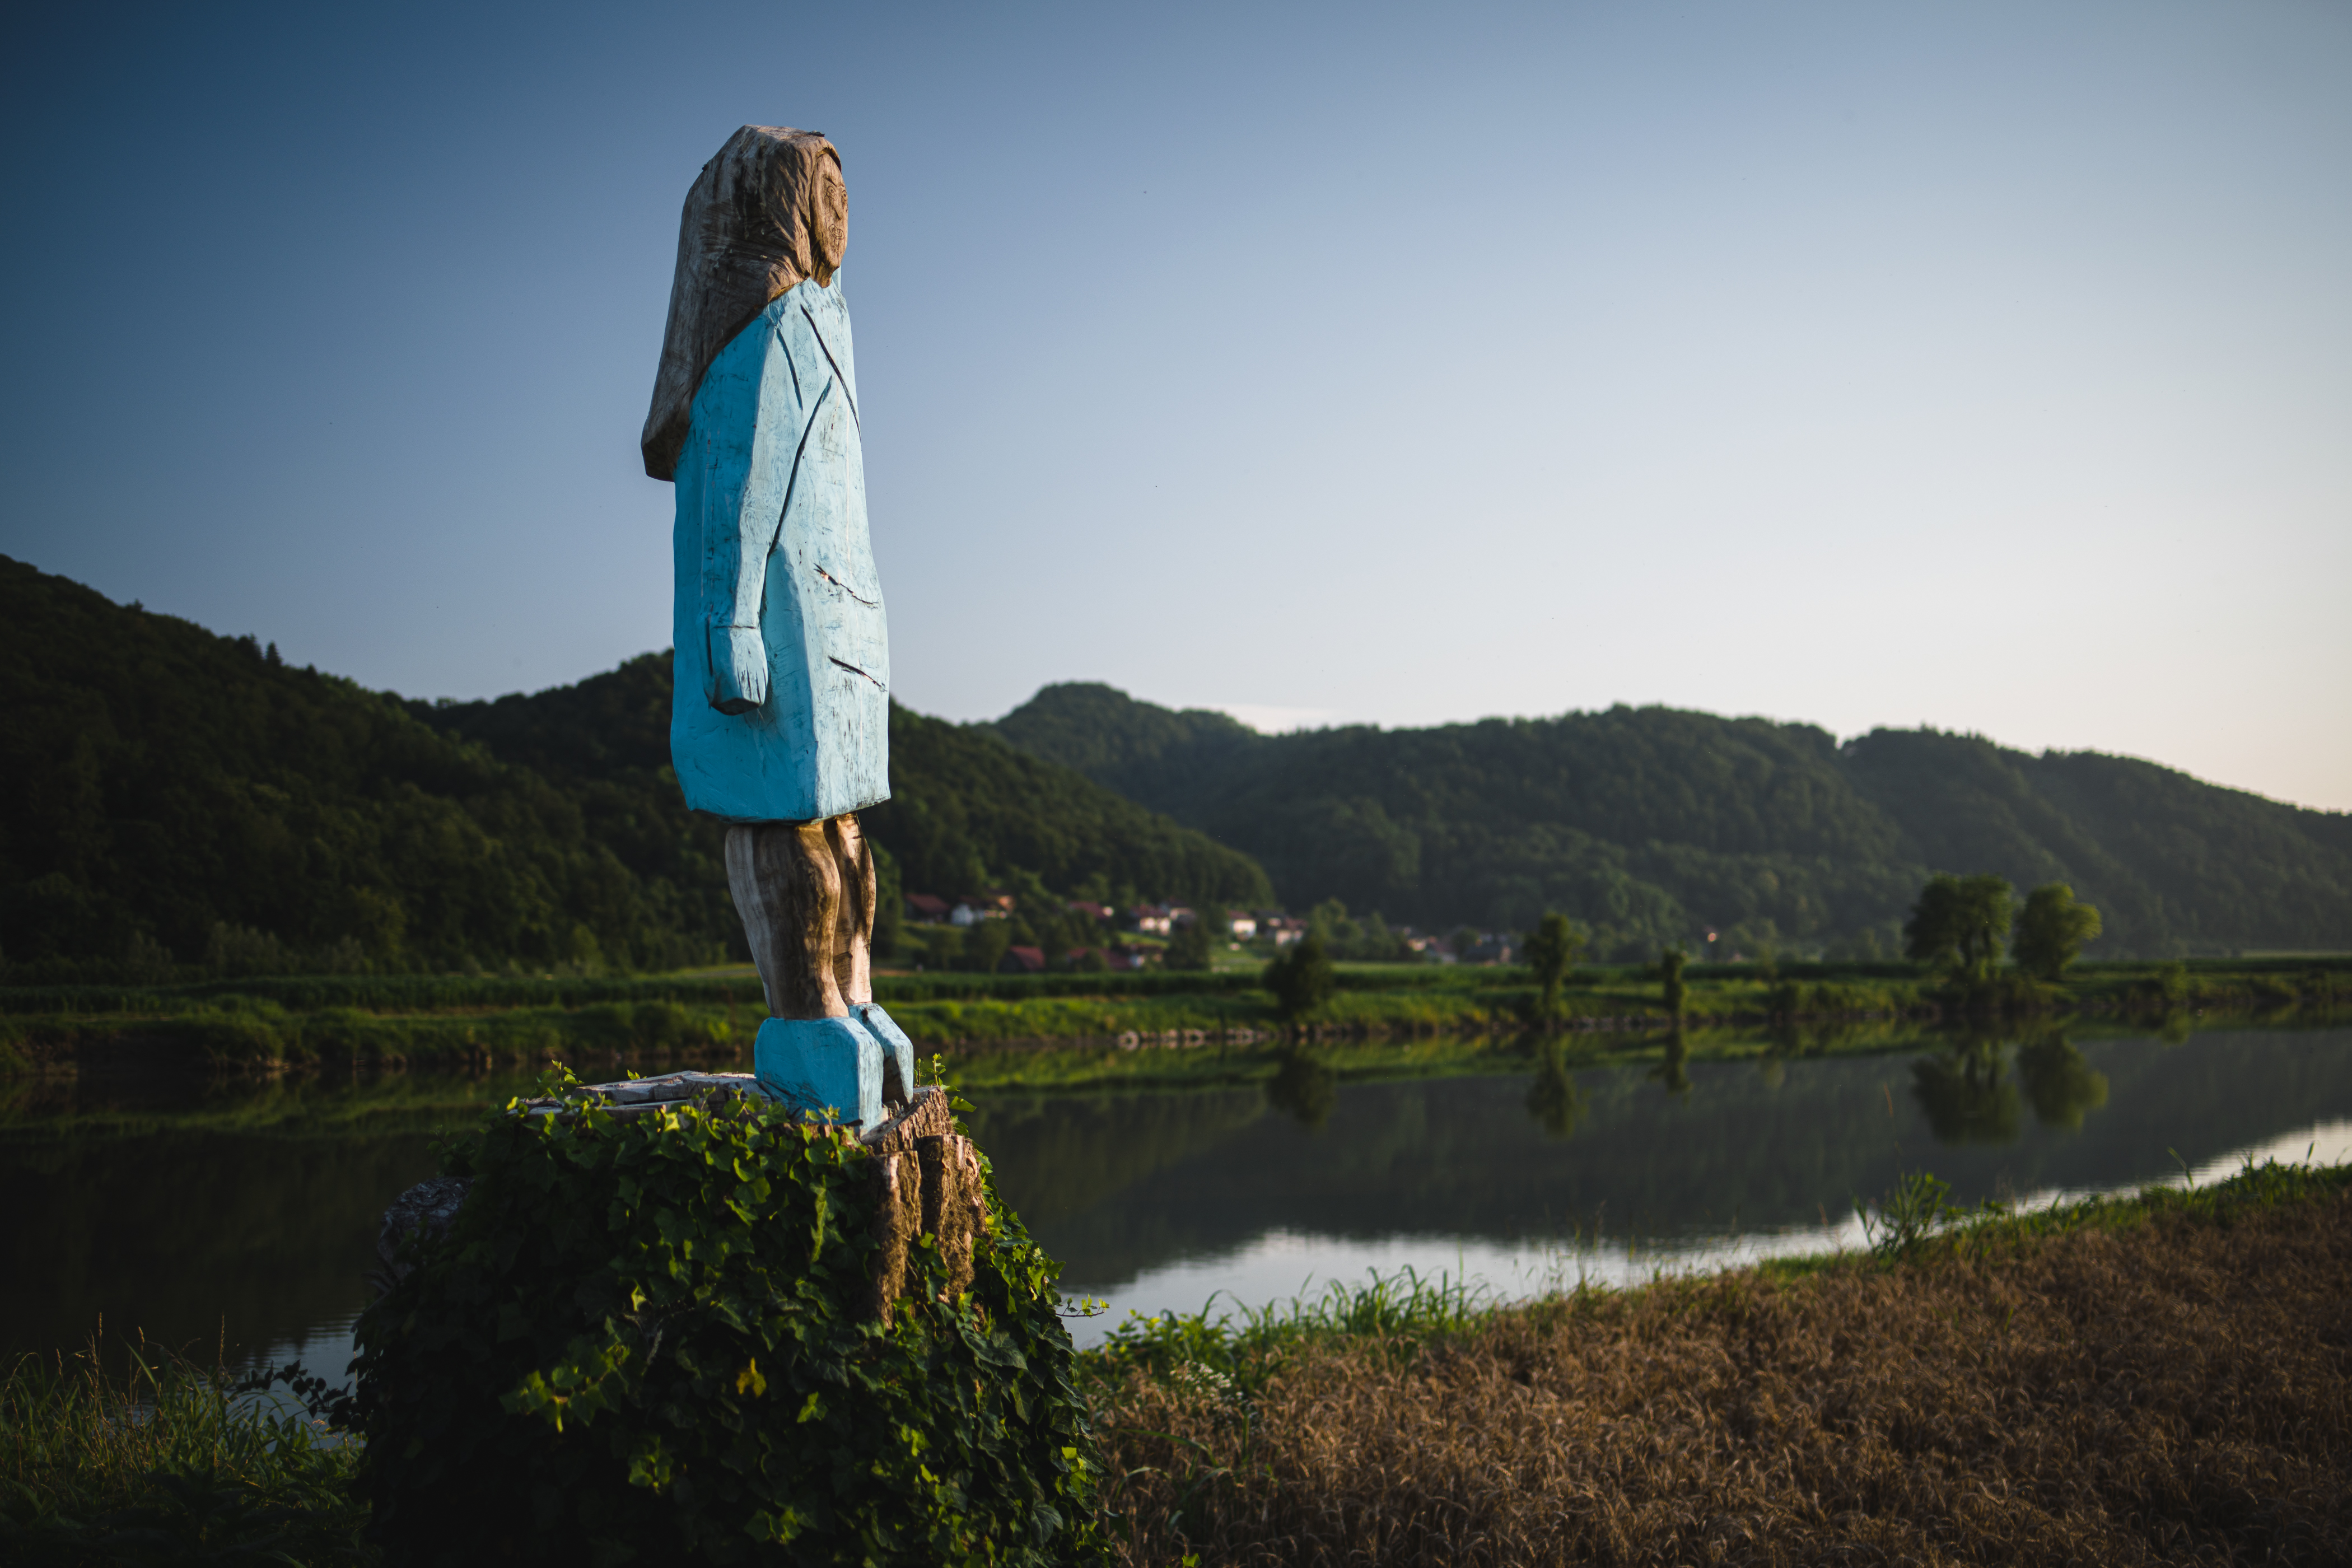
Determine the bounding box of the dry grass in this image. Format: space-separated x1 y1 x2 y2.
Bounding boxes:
1094 1177 2352 1565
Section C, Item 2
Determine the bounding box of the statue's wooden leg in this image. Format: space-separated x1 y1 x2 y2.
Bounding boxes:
822 811 915 1104
725 822 847 1020
827 813 876 1007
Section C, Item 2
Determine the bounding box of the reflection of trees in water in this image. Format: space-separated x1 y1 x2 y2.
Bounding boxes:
1524 1042 1583 1138
1911 1035 2019 1145
2015 1035 2110 1130
0 1128 445 1370
1648 1032 1692 1098
1911 1032 2111 1145
1266 1051 1338 1130
959 1088 1267 1224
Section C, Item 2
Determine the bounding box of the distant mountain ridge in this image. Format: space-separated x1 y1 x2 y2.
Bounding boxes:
0 557 1267 976
987 682 2352 959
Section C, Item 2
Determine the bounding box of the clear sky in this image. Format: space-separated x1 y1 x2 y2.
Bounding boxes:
4 1 2346 810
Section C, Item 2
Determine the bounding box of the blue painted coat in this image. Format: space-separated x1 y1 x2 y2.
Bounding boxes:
669 277 889 823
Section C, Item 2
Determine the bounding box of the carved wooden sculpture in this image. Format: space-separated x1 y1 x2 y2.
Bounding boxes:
646 125 916 1126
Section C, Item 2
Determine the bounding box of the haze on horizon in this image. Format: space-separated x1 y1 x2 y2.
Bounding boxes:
2 2 2345 811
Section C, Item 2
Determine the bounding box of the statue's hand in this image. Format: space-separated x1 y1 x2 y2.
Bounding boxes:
711 626 769 715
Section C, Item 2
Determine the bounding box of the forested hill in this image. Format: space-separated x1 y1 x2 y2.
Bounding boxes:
988 683 2352 959
414 656 1272 923
0 557 1267 977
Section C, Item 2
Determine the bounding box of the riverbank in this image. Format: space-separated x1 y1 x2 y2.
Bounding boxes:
1088 1157 2352 1566
2 958 2343 1080
6 1158 2344 1565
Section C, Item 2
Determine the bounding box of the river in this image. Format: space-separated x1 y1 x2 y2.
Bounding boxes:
5 1022 2346 1372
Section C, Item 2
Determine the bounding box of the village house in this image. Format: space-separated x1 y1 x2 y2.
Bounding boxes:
1258 915 1307 947
1126 904 1174 935
904 893 951 923
997 945 1047 974
1225 911 1258 939
951 892 1015 927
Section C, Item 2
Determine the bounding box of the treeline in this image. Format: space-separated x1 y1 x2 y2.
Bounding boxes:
414 652 1270 931
0 558 712 980
988 683 2352 959
0 558 1268 979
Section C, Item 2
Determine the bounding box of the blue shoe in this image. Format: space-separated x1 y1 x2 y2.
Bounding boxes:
851 1004 918 1105
753 1016 884 1129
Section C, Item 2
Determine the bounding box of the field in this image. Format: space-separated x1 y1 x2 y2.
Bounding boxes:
0 957 2343 1088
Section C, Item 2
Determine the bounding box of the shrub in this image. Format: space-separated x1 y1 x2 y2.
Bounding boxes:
353 1076 1103 1566
167 1008 304 1067
1262 934 1335 1019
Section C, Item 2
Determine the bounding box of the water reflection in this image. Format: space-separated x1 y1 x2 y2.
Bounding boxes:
1265 1050 1338 1130
5 1026 2347 1371
969 1026 2352 1312
1647 1032 1693 1098
1910 1032 2113 1146
2016 1035 2111 1131
0 1067 535 1370
1911 1037 2020 1144
1524 1042 1583 1138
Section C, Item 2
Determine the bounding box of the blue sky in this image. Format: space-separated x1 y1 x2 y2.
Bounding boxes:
4 1 2346 809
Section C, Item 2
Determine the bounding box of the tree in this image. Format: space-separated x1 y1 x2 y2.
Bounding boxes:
1904 874 2013 981
2012 883 2102 981
1163 909 1216 971
1263 933 1336 1019
1522 911 1585 1018
1659 945 1689 1018
960 919 1012 973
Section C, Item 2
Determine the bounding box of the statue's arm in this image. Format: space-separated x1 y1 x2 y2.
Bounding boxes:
698 325 804 715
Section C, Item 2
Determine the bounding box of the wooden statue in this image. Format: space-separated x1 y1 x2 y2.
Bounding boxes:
645 125 914 1127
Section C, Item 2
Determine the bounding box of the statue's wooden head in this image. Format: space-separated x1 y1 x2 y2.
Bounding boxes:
642 125 848 481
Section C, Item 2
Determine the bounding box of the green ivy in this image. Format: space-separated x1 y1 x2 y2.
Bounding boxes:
352 1071 1104 1565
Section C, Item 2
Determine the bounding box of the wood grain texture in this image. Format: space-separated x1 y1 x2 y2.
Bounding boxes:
642 125 845 482
917 1133 987 1300
726 821 846 1020
828 812 876 1006
867 1151 921 1326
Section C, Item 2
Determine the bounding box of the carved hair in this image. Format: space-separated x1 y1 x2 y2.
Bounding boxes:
641 125 847 481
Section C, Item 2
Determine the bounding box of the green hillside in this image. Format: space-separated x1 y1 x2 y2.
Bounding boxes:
0 558 1267 978
988 683 2352 959
414 656 1272 921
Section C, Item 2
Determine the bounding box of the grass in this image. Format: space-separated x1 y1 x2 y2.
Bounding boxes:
0 1336 369 1565
3 1158 2346 1564
3 959 2345 1084
1085 1156 2352 1566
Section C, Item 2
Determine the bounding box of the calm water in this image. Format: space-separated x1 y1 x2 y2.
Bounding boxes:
6 1025 2348 1370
